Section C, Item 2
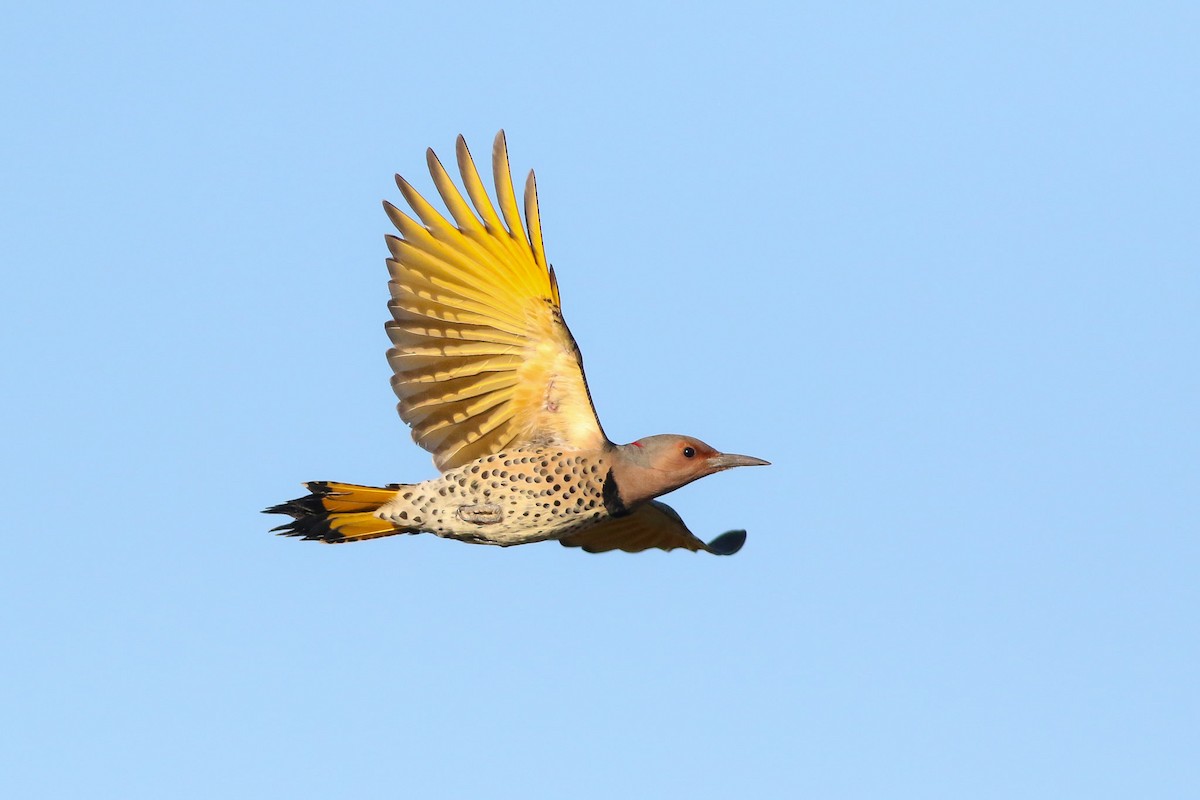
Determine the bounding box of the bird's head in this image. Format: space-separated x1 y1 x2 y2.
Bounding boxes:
609 435 770 506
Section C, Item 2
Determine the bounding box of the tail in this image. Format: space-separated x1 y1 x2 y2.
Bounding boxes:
264 481 406 543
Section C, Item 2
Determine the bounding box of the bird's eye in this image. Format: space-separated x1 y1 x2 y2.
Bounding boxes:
682 446 696 458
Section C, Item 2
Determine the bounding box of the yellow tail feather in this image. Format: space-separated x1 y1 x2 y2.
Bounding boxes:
264 481 407 544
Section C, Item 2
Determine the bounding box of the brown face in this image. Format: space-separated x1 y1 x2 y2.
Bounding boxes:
617 434 770 504
635 435 766 477
665 436 720 475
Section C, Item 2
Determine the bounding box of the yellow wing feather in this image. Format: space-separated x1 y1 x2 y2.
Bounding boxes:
385 131 608 471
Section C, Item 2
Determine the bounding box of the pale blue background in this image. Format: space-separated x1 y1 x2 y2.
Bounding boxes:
3 2 1196 797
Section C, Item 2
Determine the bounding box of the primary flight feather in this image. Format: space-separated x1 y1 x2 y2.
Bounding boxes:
266 132 768 554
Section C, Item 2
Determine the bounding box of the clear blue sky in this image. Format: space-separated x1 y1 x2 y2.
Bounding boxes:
3 2 1196 797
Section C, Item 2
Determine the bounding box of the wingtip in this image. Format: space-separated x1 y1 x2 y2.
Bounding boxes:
455 133 472 162
492 130 509 163
706 530 747 556
425 146 444 172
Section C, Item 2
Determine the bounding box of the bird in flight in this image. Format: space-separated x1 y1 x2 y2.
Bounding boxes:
265 132 768 555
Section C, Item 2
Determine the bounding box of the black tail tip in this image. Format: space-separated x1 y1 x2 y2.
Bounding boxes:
268 516 345 542
262 483 344 542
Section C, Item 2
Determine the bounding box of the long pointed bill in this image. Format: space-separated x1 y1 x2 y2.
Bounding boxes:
707 453 771 471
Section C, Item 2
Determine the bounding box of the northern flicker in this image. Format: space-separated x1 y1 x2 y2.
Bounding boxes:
265 132 768 555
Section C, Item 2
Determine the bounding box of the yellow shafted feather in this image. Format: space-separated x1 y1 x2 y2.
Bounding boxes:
385 131 607 471
314 482 400 512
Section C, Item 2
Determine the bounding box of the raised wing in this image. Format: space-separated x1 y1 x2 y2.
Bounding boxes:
559 501 747 555
385 132 608 471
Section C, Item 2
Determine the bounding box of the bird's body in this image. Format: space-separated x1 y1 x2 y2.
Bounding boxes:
379 446 614 546
266 132 767 555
